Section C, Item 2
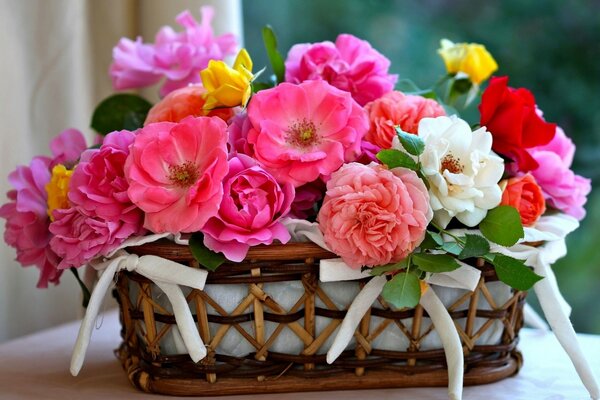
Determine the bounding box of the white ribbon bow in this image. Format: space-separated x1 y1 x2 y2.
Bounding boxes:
70 235 208 376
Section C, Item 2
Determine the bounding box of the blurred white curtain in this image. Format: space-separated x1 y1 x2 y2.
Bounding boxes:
0 0 242 343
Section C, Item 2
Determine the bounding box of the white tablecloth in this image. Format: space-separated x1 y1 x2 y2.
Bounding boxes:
0 309 598 399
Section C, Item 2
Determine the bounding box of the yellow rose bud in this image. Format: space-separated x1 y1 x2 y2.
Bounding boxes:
438 39 498 85
46 164 73 220
200 48 254 109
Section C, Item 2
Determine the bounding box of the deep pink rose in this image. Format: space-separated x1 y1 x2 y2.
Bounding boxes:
125 116 229 233
202 155 294 261
285 34 397 106
528 127 591 220
365 91 446 148
356 139 382 165
289 180 326 219
227 113 253 156
247 80 368 187
69 130 145 230
110 7 237 97
49 207 141 269
318 163 432 268
49 128 88 168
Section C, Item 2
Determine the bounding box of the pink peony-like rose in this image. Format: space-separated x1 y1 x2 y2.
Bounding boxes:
125 116 229 233
247 80 368 187
285 34 397 106
110 7 237 97
227 112 253 156
202 154 294 262
68 130 144 230
49 207 142 269
364 91 446 149
289 180 326 219
527 127 591 220
318 162 432 269
144 84 235 125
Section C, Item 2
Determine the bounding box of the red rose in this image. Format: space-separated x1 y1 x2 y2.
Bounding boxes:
479 76 556 172
500 174 546 227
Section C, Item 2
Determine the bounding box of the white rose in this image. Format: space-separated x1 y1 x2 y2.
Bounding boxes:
393 115 504 228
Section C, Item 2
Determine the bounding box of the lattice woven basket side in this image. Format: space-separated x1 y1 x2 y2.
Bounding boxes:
114 240 525 396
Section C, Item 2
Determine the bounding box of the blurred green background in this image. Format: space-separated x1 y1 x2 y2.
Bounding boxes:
244 0 600 334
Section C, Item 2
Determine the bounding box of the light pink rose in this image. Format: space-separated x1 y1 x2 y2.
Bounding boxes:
528 127 591 220
365 91 446 149
285 34 397 106
247 80 368 187
202 154 294 261
318 162 432 269
125 116 229 233
49 207 141 269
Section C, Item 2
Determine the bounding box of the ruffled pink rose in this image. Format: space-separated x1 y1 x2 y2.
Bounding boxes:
365 91 446 148
227 113 253 156
247 80 368 187
49 128 88 168
202 155 294 261
110 7 237 97
49 207 141 269
318 163 432 269
285 34 397 106
68 130 144 230
125 116 229 233
527 127 591 220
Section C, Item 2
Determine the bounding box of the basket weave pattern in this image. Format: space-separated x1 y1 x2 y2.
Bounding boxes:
115 240 525 396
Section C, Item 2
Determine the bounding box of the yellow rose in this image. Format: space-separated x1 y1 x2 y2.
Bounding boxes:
200 48 254 109
438 39 498 85
46 164 73 220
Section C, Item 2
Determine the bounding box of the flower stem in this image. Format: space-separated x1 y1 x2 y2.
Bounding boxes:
70 267 91 308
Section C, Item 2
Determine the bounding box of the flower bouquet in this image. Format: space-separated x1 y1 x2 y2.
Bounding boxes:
1 7 598 400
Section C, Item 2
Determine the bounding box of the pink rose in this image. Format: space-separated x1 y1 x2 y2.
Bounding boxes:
49 128 88 168
365 91 446 149
125 116 229 233
289 180 326 219
202 154 294 261
49 207 141 269
318 163 432 269
110 7 237 97
528 127 591 220
227 113 253 156
247 80 368 187
285 34 397 106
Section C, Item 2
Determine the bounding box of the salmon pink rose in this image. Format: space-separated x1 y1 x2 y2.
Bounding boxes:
318 162 432 269
365 91 446 149
247 80 368 187
145 85 234 125
202 155 294 262
125 116 228 233
500 174 546 227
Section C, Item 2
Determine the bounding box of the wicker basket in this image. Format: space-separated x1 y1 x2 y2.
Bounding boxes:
114 239 525 396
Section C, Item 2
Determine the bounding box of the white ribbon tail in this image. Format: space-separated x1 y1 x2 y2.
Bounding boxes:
326 275 387 364
420 287 463 400
523 303 549 331
153 280 207 362
136 255 207 290
534 261 600 399
70 257 122 376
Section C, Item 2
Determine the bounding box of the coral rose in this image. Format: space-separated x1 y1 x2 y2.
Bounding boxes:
479 76 556 172
500 174 546 227
285 34 397 106
202 155 294 262
145 85 234 125
125 116 229 233
365 91 446 149
318 162 432 269
247 80 368 187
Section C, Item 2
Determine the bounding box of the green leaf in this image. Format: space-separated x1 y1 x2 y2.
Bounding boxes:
458 234 490 260
189 233 227 271
491 254 543 291
369 259 408 276
381 272 422 309
395 127 425 156
252 81 274 93
420 231 444 250
91 94 152 135
479 206 525 246
376 149 418 170
441 241 462 256
262 25 285 84
412 253 461 273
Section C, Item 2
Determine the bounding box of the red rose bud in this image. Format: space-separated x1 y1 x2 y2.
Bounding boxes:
479 76 556 172
500 174 546 227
